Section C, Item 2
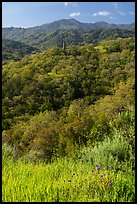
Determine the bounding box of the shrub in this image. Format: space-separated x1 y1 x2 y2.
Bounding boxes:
78 129 133 170
2 143 15 161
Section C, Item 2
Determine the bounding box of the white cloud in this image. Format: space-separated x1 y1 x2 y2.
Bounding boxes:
64 2 69 6
92 11 111 16
69 12 80 17
117 10 125 16
128 11 135 15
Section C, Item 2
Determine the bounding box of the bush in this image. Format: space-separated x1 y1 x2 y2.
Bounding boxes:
78 129 133 170
2 143 15 161
19 150 44 163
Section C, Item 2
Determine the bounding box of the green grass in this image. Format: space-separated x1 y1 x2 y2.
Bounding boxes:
2 148 134 202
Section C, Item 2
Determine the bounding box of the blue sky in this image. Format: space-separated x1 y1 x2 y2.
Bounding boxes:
2 2 135 28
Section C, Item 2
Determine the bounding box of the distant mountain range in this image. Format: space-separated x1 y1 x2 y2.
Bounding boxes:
2 19 135 33
2 18 135 50
32 19 135 32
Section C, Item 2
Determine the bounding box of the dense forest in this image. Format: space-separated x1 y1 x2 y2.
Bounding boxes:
2 18 135 201
2 39 39 63
2 36 135 161
2 28 135 51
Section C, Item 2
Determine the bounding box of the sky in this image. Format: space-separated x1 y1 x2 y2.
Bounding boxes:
2 2 135 28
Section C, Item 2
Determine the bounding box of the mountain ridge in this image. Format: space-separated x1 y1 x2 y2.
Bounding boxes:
3 18 135 31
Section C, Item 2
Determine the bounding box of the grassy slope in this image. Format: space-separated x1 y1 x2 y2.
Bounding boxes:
2 158 134 202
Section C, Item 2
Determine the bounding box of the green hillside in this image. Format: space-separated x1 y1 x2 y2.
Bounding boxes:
2 39 39 63
2 27 134 51
2 37 135 157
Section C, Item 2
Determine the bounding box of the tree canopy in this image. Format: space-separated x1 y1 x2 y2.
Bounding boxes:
2 37 135 160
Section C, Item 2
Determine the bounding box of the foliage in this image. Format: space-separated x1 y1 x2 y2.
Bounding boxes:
2 39 38 64
78 129 133 168
2 37 135 161
2 24 135 50
2 143 15 162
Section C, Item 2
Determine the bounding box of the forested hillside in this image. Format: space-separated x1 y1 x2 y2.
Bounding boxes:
2 37 135 161
2 28 134 51
2 39 39 63
2 19 135 50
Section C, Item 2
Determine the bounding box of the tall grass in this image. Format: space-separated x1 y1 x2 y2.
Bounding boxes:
2 143 134 202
